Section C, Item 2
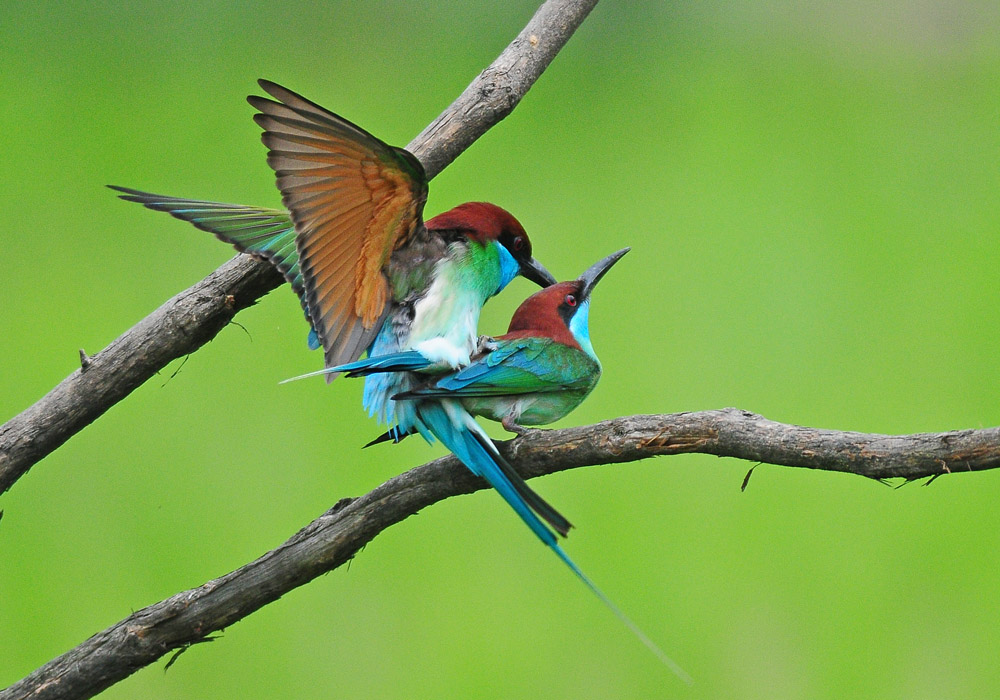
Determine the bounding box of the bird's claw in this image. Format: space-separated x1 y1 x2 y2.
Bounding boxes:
502 415 540 437
475 335 499 354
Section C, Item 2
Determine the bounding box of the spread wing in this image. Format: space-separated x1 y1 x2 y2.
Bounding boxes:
249 79 428 370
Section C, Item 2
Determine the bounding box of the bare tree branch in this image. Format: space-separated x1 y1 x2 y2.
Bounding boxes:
408 0 595 176
7 1 998 696
4 408 998 700
0 0 600 497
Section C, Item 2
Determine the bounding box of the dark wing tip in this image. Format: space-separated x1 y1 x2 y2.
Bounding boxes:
108 184 155 201
251 114 273 135
254 79 339 121
256 79 300 104
250 79 287 106
107 185 162 205
247 95 279 113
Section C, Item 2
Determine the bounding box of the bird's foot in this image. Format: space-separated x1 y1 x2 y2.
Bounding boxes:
475 335 499 354
502 415 541 437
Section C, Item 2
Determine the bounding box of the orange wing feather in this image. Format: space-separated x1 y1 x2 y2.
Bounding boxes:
249 80 428 370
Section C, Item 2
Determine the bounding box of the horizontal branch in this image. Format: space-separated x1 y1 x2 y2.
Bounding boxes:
511 409 1000 480
0 0 600 497
4 408 998 700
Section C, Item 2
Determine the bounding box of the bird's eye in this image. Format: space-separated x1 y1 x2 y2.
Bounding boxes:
565 294 577 307
513 236 525 252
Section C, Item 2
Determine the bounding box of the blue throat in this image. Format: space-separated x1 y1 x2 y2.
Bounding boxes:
494 243 520 296
568 299 598 361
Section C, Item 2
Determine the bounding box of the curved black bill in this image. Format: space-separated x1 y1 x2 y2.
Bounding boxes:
520 256 558 288
578 247 630 300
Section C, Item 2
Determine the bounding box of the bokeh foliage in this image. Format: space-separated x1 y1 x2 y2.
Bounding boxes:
2 2 999 698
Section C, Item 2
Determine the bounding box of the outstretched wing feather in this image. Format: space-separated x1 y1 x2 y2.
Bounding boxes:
250 79 428 371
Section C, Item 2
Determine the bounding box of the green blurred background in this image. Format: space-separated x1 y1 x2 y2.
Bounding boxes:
3 1 999 698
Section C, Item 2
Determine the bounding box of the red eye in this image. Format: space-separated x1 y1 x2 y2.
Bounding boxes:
565 294 577 307
513 236 525 251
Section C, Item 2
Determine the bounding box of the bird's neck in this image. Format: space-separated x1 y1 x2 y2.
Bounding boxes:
406 240 507 367
568 299 598 361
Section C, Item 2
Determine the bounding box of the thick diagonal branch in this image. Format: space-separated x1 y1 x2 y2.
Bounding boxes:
0 0 600 496
4 408 998 700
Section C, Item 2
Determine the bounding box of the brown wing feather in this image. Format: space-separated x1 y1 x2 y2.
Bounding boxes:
249 79 428 370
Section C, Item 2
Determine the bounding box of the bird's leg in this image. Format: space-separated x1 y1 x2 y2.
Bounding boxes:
502 413 538 437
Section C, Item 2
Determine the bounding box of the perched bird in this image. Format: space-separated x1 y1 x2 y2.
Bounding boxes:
302 248 627 539
290 248 691 680
111 79 556 431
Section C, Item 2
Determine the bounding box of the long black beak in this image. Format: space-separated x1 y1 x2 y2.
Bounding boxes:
578 247 630 301
520 256 558 288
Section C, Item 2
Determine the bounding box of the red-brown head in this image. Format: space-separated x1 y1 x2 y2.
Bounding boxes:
503 282 583 348
426 202 556 288
501 248 630 350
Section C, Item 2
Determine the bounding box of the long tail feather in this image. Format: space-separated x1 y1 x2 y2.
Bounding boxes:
279 366 343 384
363 425 416 448
418 401 571 542
464 426 571 538
280 351 434 384
420 400 690 682
339 351 435 376
552 543 692 683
